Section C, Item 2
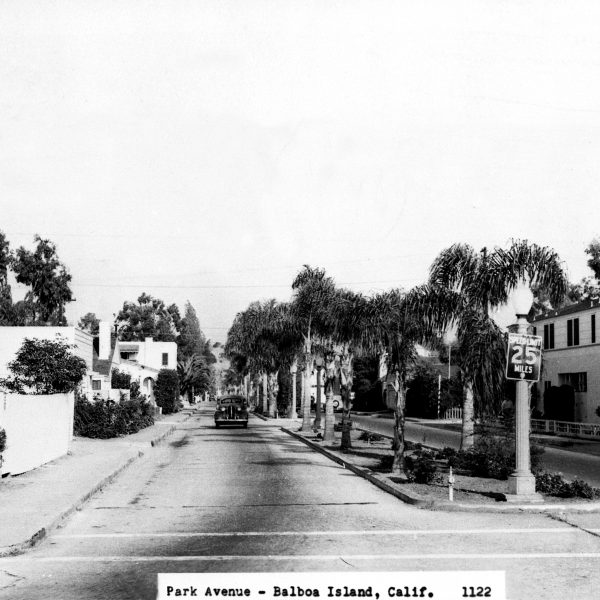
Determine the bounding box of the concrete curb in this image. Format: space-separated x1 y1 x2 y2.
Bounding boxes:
281 427 600 514
0 414 192 557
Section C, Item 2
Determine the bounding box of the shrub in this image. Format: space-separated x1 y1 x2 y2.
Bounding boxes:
535 471 600 499
0 337 87 394
435 446 457 460
130 380 141 399
455 436 514 480
111 369 131 390
455 435 545 480
0 427 6 454
154 369 180 414
405 455 438 484
74 394 154 439
358 431 385 443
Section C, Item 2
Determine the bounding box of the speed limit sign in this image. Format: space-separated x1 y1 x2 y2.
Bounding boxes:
506 333 542 381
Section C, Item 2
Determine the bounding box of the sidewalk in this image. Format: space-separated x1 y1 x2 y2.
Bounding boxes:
0 406 198 557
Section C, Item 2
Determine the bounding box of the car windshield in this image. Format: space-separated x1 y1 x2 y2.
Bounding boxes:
219 398 244 405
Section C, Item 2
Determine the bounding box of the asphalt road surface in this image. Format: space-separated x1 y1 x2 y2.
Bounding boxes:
351 414 600 487
1 406 599 600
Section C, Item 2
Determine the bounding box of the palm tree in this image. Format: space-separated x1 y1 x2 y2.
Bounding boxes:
326 288 370 448
428 240 568 449
226 300 301 418
290 266 337 432
177 355 212 403
362 288 436 475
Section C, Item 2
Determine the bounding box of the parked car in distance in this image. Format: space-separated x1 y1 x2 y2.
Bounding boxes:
214 395 249 428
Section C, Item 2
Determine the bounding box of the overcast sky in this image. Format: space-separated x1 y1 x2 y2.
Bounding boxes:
2 1 600 341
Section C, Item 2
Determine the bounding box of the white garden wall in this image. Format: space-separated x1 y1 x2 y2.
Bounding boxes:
0 391 74 476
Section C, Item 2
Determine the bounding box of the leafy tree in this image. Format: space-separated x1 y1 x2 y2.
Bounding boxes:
11 235 73 325
0 337 87 394
154 369 180 414
116 293 180 342
178 301 205 360
585 238 600 281
78 312 100 336
0 231 13 325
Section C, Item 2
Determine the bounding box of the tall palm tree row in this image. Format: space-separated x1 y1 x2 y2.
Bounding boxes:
224 240 569 472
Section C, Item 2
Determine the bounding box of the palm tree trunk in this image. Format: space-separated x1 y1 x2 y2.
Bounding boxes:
340 388 352 452
391 378 407 475
461 380 475 450
301 364 313 432
313 366 322 430
268 372 277 418
261 372 268 414
323 386 336 443
287 369 297 418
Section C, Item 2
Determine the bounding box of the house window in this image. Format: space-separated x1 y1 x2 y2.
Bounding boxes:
559 372 587 392
592 314 596 344
543 323 555 349
532 326 537 336
162 352 168 366
567 318 580 347
92 380 102 391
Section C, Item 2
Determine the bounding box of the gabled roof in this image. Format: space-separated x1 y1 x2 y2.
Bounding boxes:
532 298 600 322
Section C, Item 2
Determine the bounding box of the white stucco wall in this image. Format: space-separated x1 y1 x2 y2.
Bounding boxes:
0 391 74 475
115 338 176 372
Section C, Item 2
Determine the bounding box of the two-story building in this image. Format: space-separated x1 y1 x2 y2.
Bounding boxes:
91 321 177 403
532 298 600 423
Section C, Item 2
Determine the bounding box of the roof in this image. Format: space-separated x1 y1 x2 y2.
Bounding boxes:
532 298 600 322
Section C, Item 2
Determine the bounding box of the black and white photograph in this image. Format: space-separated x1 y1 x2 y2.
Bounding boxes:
1 1 600 599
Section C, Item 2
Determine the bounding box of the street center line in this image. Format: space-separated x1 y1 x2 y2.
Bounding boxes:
54 528 573 539
6 552 600 562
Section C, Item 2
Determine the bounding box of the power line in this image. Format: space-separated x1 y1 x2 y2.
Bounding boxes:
73 278 422 289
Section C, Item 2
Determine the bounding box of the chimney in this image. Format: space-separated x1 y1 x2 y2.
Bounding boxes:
99 321 111 360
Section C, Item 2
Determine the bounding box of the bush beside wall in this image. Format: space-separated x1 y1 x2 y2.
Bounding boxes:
74 395 154 439
154 369 180 414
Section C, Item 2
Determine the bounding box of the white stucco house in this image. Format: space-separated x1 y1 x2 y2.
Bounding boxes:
532 298 600 423
92 322 177 404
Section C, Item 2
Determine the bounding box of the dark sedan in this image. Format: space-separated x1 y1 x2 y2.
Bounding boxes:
214 395 249 428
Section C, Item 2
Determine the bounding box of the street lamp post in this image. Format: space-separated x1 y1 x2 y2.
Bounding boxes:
508 280 541 499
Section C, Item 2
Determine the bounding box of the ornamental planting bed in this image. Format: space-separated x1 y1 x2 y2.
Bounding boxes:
288 426 600 509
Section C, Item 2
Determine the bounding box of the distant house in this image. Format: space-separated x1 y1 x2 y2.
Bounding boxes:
91 322 177 404
532 298 600 423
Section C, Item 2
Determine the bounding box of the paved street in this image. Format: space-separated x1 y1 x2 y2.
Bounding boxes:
1 406 599 600
352 414 600 487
